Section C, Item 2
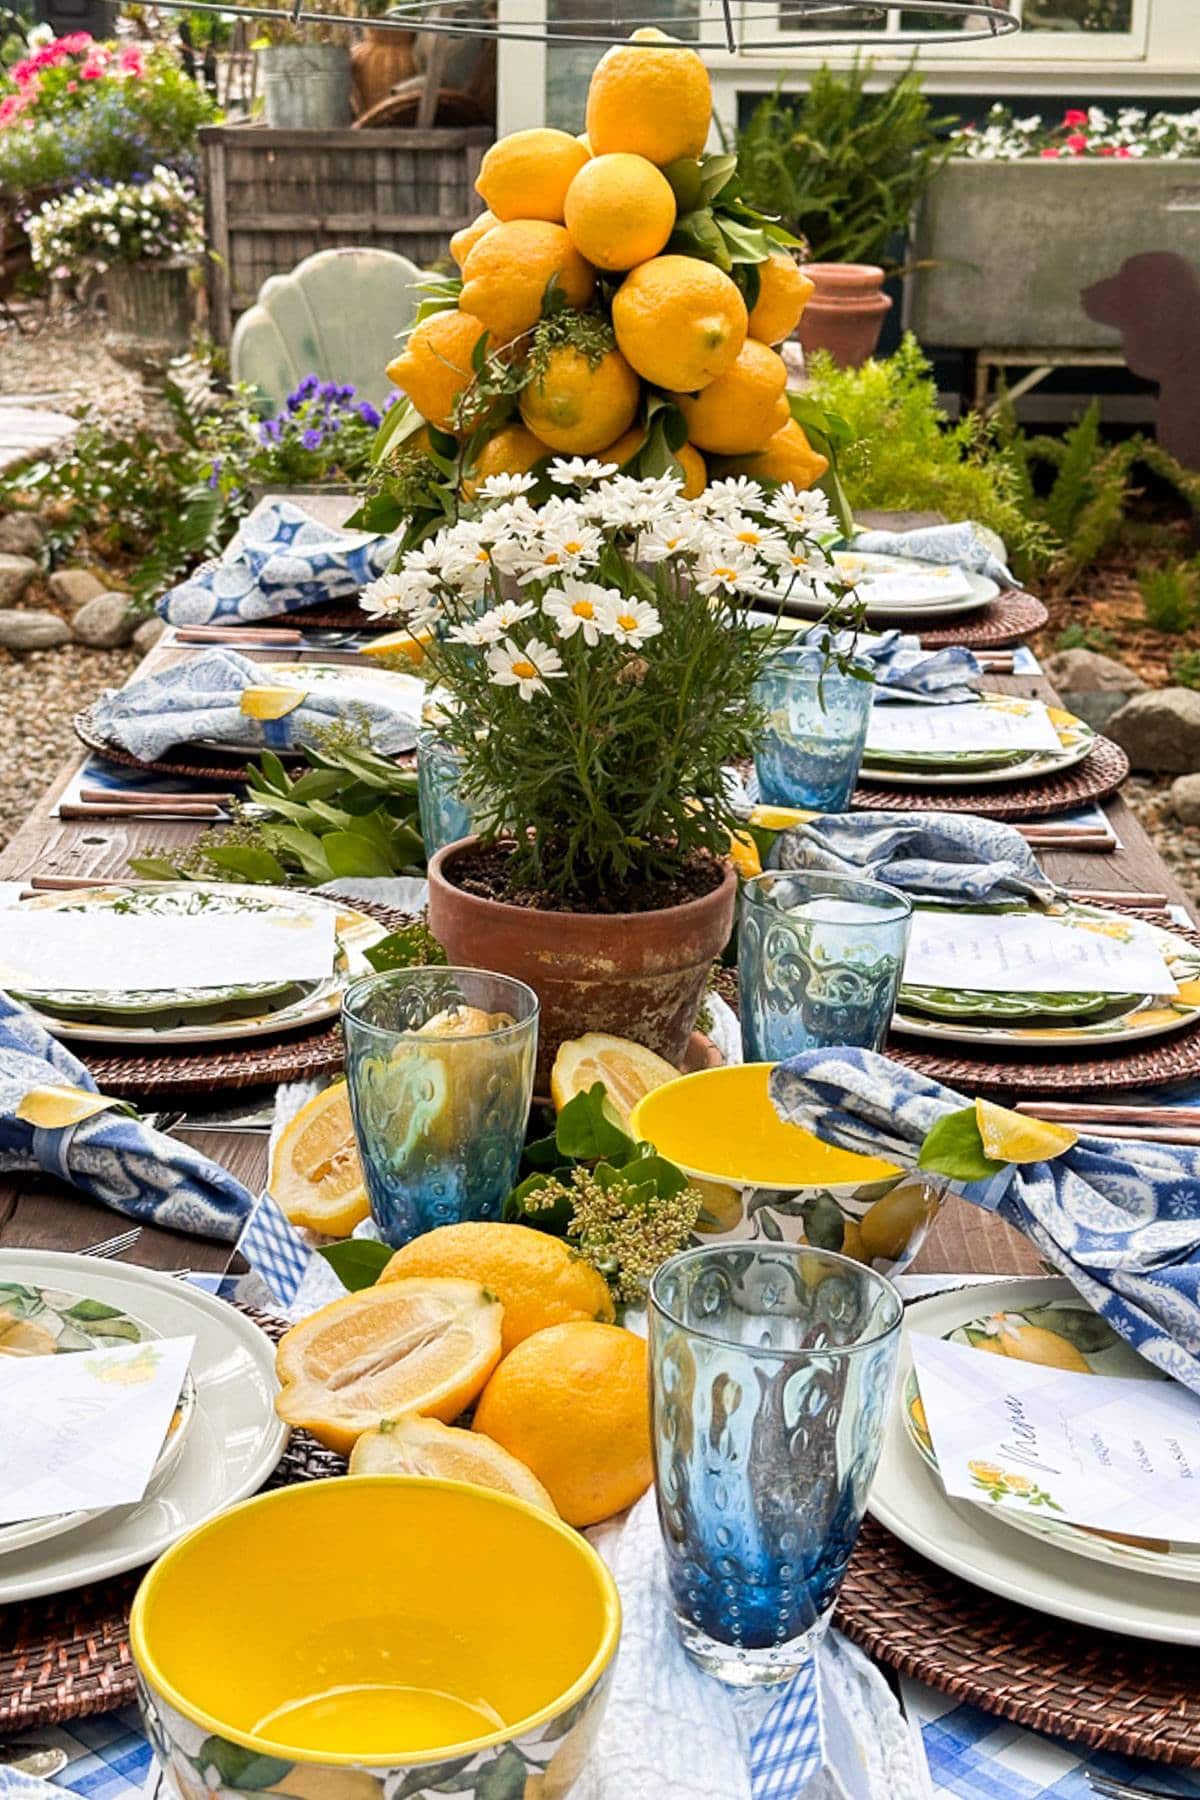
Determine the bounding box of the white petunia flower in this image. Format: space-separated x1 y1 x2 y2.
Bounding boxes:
599 594 662 648
486 636 566 700
544 579 614 645
548 457 618 488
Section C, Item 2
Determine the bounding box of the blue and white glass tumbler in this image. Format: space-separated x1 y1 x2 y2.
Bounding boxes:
649 1243 902 1685
739 870 912 1061
342 967 537 1247
416 728 475 858
753 667 873 811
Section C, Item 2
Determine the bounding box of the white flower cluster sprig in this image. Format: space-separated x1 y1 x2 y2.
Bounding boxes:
361 459 835 702
27 165 202 277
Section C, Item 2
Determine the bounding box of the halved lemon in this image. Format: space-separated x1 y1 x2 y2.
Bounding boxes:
269 1081 369 1236
274 1277 504 1454
359 629 435 668
975 1097 1078 1165
348 1412 557 1513
550 1031 681 1127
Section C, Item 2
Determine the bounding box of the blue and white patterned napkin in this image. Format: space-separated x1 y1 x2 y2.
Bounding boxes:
157 500 395 625
777 628 982 706
770 1047 1200 1398
846 522 1015 587
769 811 1060 907
0 992 252 1241
90 649 421 761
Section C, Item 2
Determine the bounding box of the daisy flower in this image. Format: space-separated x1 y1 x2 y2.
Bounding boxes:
702 476 766 518
691 543 758 596
639 516 704 563
723 514 791 564
599 594 662 648
517 520 603 583
548 457 618 488
360 569 437 619
450 598 537 645
544 578 613 644
486 636 566 700
765 485 833 532
476 472 538 501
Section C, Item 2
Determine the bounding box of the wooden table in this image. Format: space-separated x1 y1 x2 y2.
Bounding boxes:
0 639 1189 1281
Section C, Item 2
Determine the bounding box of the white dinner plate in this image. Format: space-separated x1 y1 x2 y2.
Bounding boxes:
0 1252 287 1603
755 553 998 625
869 1278 1200 1644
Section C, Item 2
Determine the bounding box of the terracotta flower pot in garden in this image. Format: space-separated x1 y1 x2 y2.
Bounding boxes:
427 838 738 1090
795 263 893 368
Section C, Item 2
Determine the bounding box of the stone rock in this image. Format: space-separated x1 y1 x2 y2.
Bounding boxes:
0 513 45 558
1107 687 1200 775
70 591 140 649
0 554 38 605
1169 772 1200 827
1043 647 1147 693
48 568 107 613
0 608 72 651
132 615 165 653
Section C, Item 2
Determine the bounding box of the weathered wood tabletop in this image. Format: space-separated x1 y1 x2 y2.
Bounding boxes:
0 637 1188 1281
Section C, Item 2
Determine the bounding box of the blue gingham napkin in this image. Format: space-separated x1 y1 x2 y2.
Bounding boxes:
777 628 982 705
157 500 395 625
846 521 1015 587
771 1048 1200 1398
0 992 252 1241
769 811 1060 907
89 649 421 761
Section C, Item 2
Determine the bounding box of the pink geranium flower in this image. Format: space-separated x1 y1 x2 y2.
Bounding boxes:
1115 145 1133 157
10 57 36 85
1063 108 1088 126
56 32 94 52
0 92 26 125
118 44 145 75
1065 132 1088 154
1040 147 1060 159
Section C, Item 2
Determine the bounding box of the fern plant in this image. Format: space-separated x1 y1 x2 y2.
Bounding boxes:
732 62 954 269
1140 562 1198 635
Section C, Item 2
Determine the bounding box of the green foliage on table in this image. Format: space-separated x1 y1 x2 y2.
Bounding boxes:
128 734 425 889
732 62 955 270
317 1238 393 1292
806 338 1054 577
917 1107 1005 1182
364 918 446 972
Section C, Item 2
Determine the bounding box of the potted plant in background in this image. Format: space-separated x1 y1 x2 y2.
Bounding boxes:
26 163 202 364
361 461 848 1086
735 61 953 366
252 0 355 130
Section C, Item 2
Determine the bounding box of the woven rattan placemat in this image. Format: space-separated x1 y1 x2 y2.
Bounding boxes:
914 589 1048 650
0 1312 341 1734
853 734 1130 820
74 712 281 787
838 1516 1200 1767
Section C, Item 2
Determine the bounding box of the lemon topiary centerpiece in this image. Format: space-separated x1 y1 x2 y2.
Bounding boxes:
353 29 843 547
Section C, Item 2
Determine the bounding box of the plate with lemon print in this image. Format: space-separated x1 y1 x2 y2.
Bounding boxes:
0 1280 197 1558
901 1281 1200 1587
860 697 1095 788
13 885 388 1046
894 900 1200 1048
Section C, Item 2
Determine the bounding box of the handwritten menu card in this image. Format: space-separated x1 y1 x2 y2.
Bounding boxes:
866 700 1063 757
0 1335 194 1524
911 1335 1200 1540
0 909 335 992
903 910 1178 996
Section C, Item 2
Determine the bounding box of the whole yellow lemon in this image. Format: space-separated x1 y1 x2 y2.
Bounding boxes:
748 252 814 346
585 29 711 167
598 423 646 467
563 152 676 272
720 417 829 490
675 339 790 455
673 440 707 497
385 309 489 432
449 208 497 270
476 127 590 223
473 1320 652 1526
459 219 594 347
519 342 640 454
460 421 552 499
612 254 746 392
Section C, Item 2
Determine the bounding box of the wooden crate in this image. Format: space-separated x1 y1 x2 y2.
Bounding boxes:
200 124 491 341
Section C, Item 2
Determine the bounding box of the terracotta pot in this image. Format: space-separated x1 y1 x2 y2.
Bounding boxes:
351 25 417 115
427 840 738 1089
795 263 893 368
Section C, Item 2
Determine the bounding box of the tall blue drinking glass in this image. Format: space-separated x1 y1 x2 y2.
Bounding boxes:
342 967 537 1248
649 1243 902 1686
417 728 475 858
739 870 912 1061
753 667 873 810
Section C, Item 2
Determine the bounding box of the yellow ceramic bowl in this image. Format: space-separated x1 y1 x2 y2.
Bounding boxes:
131 1476 620 1800
629 1062 943 1272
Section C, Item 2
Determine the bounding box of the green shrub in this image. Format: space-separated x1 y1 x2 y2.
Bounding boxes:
1170 648 1200 689
1139 562 1198 634
1054 623 1116 654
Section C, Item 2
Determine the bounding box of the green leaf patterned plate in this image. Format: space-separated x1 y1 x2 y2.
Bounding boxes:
892 900 1200 1047
14 884 388 1046
0 1281 197 1557
902 1280 1200 1585
863 696 1095 788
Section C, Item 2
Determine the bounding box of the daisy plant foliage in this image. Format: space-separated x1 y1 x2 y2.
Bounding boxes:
361 463 853 903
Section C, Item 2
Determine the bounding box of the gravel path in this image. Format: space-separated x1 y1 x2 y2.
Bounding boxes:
0 645 139 851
